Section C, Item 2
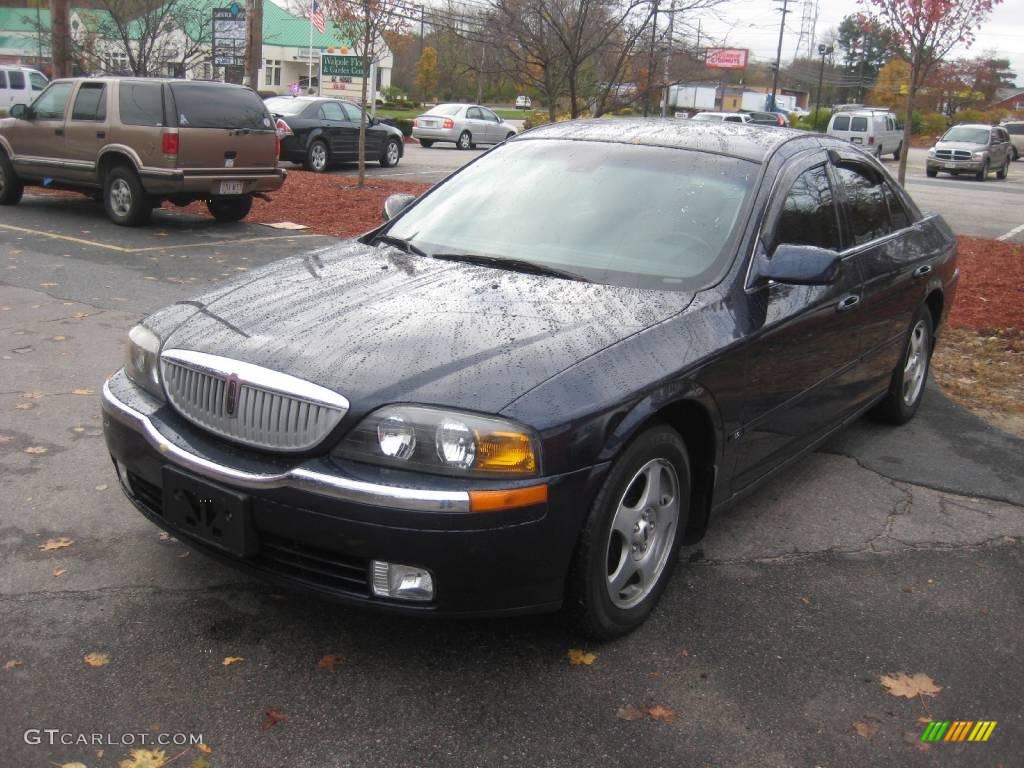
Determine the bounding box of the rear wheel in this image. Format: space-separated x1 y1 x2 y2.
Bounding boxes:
565 425 690 639
872 306 934 425
207 195 253 222
103 165 151 226
457 131 472 150
419 139 434 148
893 142 903 161
305 140 329 172
380 138 401 168
0 153 23 205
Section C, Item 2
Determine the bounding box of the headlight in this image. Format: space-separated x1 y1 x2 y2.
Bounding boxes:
927 148 936 157
335 405 540 477
973 151 985 160
124 324 164 400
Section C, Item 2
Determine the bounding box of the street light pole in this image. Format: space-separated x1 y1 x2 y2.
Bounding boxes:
643 0 660 117
814 44 832 131
769 0 789 112
661 0 675 117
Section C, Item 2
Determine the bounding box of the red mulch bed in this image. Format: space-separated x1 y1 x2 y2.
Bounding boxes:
948 236 1024 332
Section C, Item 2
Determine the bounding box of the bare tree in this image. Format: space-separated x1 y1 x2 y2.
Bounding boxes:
493 0 570 119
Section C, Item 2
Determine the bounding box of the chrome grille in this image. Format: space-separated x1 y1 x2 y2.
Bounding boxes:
935 149 972 161
160 349 349 452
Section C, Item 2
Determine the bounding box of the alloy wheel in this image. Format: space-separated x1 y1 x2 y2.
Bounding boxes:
902 319 929 407
109 178 132 218
311 143 327 171
387 141 399 165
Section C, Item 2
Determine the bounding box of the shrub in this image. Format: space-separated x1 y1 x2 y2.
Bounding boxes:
919 112 948 138
380 117 414 137
614 106 637 116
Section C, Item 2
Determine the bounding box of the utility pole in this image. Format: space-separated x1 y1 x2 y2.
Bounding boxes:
660 0 675 117
49 0 71 78
769 0 790 112
643 0 660 117
692 19 701 109
245 0 263 89
420 5 425 56
814 43 832 131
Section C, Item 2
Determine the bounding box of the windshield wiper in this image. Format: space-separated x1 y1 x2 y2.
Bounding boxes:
374 234 426 256
431 253 590 282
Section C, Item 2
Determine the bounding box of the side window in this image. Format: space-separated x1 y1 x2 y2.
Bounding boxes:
725 115 742 123
832 115 850 131
30 72 47 91
71 83 107 121
467 107 482 119
882 184 910 231
340 102 363 122
320 101 345 120
481 108 498 123
119 82 164 126
30 82 73 120
0 72 7 88
9 71 25 89
850 116 867 132
834 164 892 246
771 165 842 252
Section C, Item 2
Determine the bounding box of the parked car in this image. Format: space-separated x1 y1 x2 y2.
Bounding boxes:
741 110 788 127
926 124 1013 180
692 111 753 123
515 95 532 110
827 107 903 160
265 96 404 172
0 66 47 110
412 103 516 149
102 120 956 637
0 77 285 226
1000 120 1023 160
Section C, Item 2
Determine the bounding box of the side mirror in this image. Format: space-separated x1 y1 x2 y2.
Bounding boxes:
9 103 28 120
758 244 841 286
382 193 416 222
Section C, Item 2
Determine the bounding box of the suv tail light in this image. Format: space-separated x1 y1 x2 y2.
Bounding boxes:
161 131 179 155
777 113 785 126
275 117 293 137
442 118 454 129
868 135 876 145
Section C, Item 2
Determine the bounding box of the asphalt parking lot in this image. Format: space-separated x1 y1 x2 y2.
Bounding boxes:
1 169 1022 766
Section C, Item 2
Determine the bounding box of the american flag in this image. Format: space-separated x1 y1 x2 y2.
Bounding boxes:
310 0 326 34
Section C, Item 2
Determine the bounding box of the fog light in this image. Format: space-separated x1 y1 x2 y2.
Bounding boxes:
114 459 131 489
371 560 434 601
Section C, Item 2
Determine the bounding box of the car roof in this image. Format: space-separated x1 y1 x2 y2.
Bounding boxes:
521 118 809 163
50 77 256 92
950 123 995 129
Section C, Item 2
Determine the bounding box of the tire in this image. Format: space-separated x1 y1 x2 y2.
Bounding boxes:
207 195 253 222
419 139 433 148
872 306 934 425
0 152 23 205
505 132 515 142
380 138 401 168
874 145 883 159
926 167 938 178
975 160 988 181
892 142 902 161
996 158 1009 180
1013 146 1019 161
103 165 151 226
305 139 329 172
565 425 691 639
457 131 472 150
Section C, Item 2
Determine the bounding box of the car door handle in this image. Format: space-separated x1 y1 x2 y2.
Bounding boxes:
54 128 64 136
96 131 105 139
912 265 933 279
837 294 861 312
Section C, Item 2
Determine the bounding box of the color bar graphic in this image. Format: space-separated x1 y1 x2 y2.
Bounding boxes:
921 720 996 742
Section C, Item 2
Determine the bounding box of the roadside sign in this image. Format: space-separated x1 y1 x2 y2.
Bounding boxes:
320 54 364 78
705 48 749 69
212 4 246 67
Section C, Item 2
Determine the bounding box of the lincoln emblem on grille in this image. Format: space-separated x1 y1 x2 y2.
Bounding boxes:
224 374 241 416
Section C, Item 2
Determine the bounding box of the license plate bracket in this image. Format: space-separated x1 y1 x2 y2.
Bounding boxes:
850 137 862 144
944 163 957 169
219 180 243 195
162 467 255 557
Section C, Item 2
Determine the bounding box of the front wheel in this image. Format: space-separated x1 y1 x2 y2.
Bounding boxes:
976 160 988 181
565 425 690 639
872 306 934 425
207 195 253 222
104 166 152 226
926 167 938 178
893 142 903 161
380 138 401 168
0 153 23 205
457 131 472 150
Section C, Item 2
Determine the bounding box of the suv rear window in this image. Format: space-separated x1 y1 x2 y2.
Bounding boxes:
850 117 868 132
120 81 165 126
169 83 271 130
1006 123 1024 135
832 115 850 131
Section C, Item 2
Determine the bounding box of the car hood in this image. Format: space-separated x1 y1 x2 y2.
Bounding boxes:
155 242 691 416
934 141 985 152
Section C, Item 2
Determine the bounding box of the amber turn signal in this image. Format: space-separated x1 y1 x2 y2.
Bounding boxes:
469 484 548 513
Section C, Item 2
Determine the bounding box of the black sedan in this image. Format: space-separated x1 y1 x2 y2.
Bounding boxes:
101 121 957 638
265 96 404 172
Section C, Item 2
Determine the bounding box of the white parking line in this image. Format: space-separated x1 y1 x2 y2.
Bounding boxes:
372 170 447 178
996 223 1024 241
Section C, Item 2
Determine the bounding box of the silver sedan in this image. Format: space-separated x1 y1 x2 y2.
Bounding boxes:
412 103 517 149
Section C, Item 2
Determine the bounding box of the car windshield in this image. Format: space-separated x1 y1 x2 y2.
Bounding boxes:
428 104 462 116
942 126 990 144
265 97 312 115
385 139 756 291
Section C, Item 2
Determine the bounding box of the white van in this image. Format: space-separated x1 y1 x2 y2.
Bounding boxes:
0 67 48 111
827 107 904 160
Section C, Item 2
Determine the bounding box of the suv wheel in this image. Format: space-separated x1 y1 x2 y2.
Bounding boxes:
996 158 1010 180
0 153 24 206
975 160 989 181
104 166 152 226
207 195 253 223
305 140 329 173
893 142 903 161
380 138 401 168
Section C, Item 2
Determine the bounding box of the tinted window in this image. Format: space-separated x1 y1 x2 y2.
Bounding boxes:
832 115 850 131
882 184 910 231
320 101 345 120
9 71 25 89
341 102 363 122
772 165 841 251
1006 124 1024 135
725 115 743 123
31 82 72 120
30 71 46 90
834 164 891 246
169 83 270 130
71 83 106 121
119 81 164 126
850 116 867 132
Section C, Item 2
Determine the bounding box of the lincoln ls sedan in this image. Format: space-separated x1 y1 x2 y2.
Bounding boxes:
102 120 957 638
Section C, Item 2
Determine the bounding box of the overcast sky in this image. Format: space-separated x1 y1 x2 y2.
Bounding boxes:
694 0 1023 86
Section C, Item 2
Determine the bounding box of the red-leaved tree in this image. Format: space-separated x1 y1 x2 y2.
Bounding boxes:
863 0 1002 184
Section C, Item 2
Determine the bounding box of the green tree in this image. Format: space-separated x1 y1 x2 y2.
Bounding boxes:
415 46 438 100
836 13 899 98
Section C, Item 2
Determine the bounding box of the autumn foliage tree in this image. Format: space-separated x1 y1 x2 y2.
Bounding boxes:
415 46 439 99
863 0 1002 184
867 57 910 110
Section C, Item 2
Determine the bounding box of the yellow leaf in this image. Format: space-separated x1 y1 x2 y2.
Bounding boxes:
318 654 343 671
567 648 597 666
3 659 22 670
196 741 212 754
615 704 644 721
52 567 67 577
916 717 933 725
84 653 110 667
853 719 878 737
59 763 88 768
24 446 48 455
72 388 95 396
222 656 244 666
39 537 74 551
191 758 211 768
52 335 67 341
118 748 168 768
879 672 942 699
644 705 675 722
15 403 33 409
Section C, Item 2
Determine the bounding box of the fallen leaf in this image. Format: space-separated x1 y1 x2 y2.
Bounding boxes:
191 758 211 768
800 596 811 605
95 484 108 491
567 648 597 666
24 446 48 455
23 391 45 399
644 705 675 722
222 656 244 666
196 742 212 754
260 708 287 730
59 763 87 768
178 551 190 558
615 704 644 721
0 435 11 443
679 649 689 657
318 654 343 671
3 660 22 670
15 403 33 410
51 335 67 341
52 567 67 577
72 388 95 396
158 532 177 542
853 719 879 738
118 748 168 768
72 426 85 432
84 652 110 667
39 537 74 551
97 750 104 759
39 282 58 287
879 672 942 699
916 717 933 725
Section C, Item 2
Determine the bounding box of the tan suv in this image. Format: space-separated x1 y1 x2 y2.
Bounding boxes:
0 77 285 226
1003 121 1023 161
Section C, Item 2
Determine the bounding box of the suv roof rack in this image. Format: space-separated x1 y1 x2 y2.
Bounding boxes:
832 104 893 113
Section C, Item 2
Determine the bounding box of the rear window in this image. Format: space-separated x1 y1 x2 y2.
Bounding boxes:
1006 123 1024 135
169 83 271 130
119 81 164 126
30 71 46 90
264 97 312 116
850 117 868 132
832 115 850 131
427 104 462 116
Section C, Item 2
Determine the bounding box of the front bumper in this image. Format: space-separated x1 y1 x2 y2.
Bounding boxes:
101 370 605 616
139 167 287 196
927 158 984 172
